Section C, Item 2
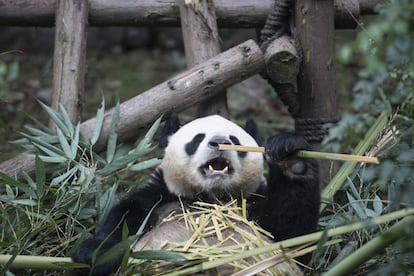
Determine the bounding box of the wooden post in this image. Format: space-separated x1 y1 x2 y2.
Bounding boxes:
295 0 338 181
52 0 88 124
178 0 228 117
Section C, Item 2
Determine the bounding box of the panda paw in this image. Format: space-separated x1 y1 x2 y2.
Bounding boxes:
265 133 312 175
72 239 122 276
265 133 310 160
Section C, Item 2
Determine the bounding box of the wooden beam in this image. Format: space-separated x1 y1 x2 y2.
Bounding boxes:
179 0 228 117
0 0 378 28
51 0 88 125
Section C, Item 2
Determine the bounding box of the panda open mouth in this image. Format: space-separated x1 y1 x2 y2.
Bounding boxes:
201 157 233 177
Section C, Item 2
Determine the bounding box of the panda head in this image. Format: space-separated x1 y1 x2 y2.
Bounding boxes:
160 113 265 200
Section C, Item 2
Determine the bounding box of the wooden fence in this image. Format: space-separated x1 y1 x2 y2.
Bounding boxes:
0 0 378 177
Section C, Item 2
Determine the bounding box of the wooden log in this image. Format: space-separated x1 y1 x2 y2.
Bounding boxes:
179 0 228 117
0 0 378 28
0 155 36 179
264 35 300 83
52 0 88 125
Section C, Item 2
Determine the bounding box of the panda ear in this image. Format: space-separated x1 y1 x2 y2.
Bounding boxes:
159 112 180 148
244 117 261 145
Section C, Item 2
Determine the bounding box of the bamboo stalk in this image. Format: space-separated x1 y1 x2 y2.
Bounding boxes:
324 216 414 276
218 144 379 164
218 144 265 153
320 112 388 213
0 255 72 270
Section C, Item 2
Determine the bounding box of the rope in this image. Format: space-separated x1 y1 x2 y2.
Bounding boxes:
295 117 339 143
258 0 300 116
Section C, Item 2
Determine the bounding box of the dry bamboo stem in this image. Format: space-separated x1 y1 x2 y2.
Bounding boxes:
218 144 380 164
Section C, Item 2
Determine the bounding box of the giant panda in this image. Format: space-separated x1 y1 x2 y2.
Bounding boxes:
72 113 320 275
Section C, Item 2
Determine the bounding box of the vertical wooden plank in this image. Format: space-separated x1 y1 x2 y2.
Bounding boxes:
295 0 337 122
178 0 228 117
52 0 88 124
295 0 338 181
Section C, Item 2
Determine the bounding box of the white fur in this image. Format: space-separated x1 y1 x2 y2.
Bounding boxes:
161 115 265 199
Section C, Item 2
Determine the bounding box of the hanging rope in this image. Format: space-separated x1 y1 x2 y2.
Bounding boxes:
259 0 337 143
259 0 300 116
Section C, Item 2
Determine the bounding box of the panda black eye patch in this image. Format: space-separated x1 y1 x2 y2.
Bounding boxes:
185 133 206 155
229 135 247 158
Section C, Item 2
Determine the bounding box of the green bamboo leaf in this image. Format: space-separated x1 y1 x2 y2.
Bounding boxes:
98 181 119 223
77 208 98 220
58 104 74 137
71 123 80 159
21 171 36 192
135 116 162 151
10 199 37 206
129 158 162 172
10 137 31 146
346 177 362 201
34 144 64 158
20 133 64 156
18 133 59 145
365 208 379 218
346 192 367 219
136 198 161 237
311 227 329 264
99 152 144 176
131 250 186 262
35 155 45 198
38 101 70 136
95 235 138 267
373 194 383 215
24 126 53 137
5 185 15 198
0 172 36 198
106 102 120 163
91 99 105 146
37 155 67 163
57 128 73 159
51 166 78 186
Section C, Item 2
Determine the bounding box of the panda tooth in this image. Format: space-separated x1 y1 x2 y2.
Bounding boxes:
209 165 215 173
223 166 228 174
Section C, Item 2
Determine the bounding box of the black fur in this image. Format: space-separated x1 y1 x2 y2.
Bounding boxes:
229 135 247 158
72 116 320 275
159 112 180 149
185 133 206 155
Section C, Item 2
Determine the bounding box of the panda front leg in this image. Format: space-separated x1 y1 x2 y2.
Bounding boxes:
71 201 132 276
253 133 320 261
72 182 170 276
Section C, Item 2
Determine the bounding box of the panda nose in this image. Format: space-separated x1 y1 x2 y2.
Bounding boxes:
208 137 231 151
